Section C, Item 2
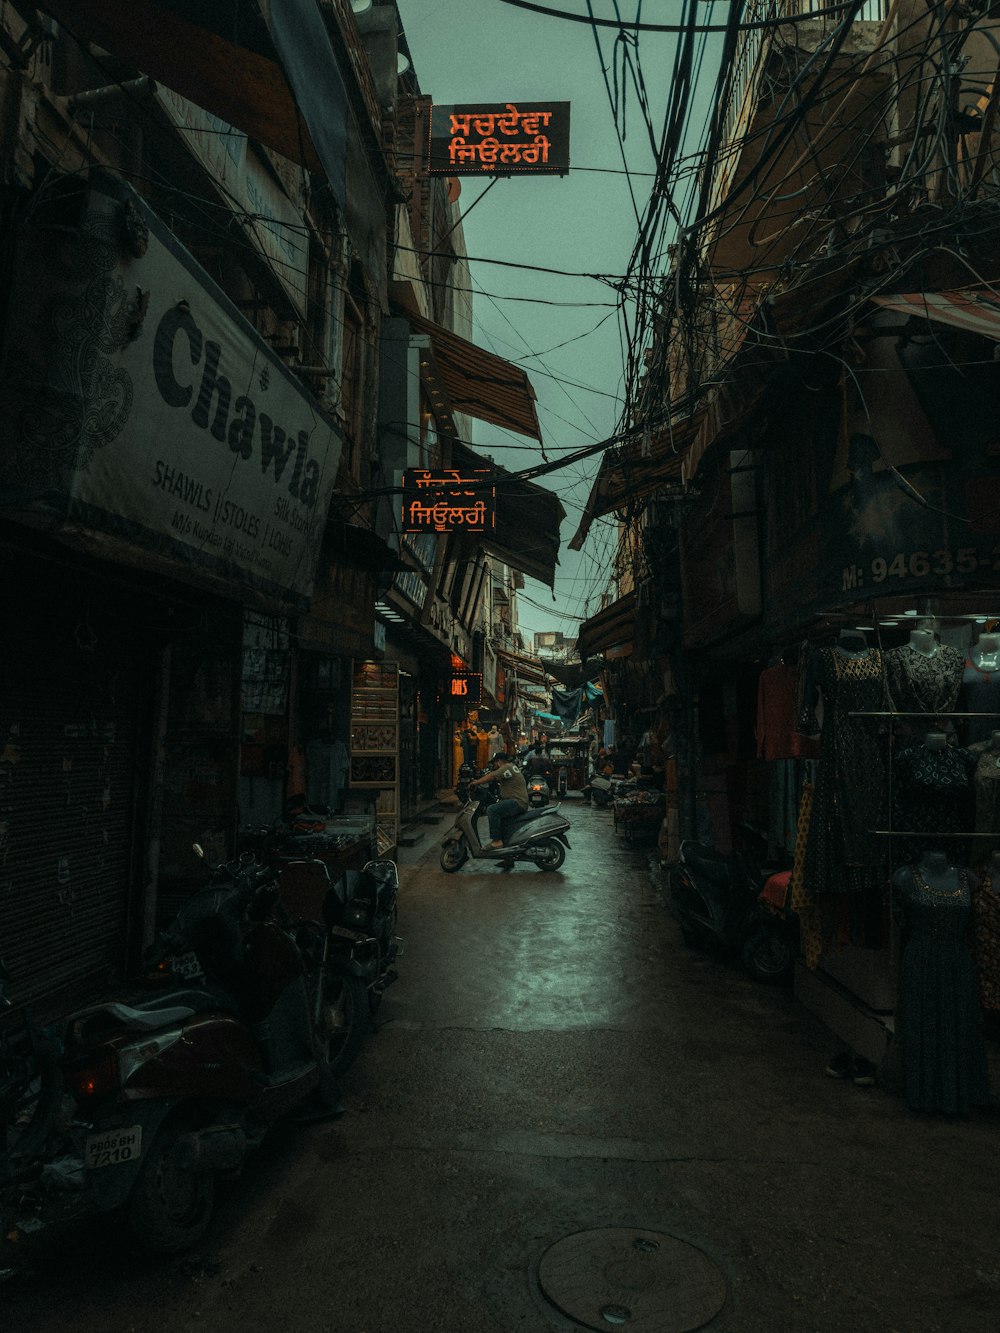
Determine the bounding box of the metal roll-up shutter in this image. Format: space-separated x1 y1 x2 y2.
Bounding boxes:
0 632 142 1011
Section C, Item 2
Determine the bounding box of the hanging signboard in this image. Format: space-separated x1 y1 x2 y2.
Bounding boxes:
402 468 496 534
449 671 483 704
427 102 571 177
0 172 342 607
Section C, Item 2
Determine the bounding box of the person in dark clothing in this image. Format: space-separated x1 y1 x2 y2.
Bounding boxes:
468 753 529 847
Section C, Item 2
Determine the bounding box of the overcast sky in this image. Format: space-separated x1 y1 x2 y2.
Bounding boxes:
395 0 717 643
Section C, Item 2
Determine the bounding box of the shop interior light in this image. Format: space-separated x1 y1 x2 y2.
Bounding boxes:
902 609 919 616
855 625 875 631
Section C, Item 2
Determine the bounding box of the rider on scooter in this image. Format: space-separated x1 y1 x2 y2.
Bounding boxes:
468 753 529 849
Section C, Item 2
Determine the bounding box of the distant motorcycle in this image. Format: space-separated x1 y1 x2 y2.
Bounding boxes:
526 772 551 808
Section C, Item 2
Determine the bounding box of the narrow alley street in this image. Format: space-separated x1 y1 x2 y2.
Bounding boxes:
4 796 998 1333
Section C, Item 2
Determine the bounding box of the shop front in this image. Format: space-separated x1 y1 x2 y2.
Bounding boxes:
0 170 343 1007
673 324 1000 1107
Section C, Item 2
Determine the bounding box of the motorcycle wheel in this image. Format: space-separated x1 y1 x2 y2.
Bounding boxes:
316 972 370 1076
440 838 468 872
533 838 566 871
126 1121 216 1254
741 927 793 983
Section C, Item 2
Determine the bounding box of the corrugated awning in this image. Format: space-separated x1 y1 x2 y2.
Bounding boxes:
38 0 347 199
450 442 564 588
577 591 637 661
497 649 548 686
409 312 542 440
871 290 1000 341
569 417 701 552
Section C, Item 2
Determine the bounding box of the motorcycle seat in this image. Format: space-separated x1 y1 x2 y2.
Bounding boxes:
507 806 557 830
70 999 198 1034
680 842 734 885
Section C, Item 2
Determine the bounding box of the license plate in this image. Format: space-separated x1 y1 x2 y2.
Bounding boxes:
329 924 370 943
171 951 204 981
85 1125 142 1170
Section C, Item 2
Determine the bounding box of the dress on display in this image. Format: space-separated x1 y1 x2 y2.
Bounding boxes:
972 874 1000 1012
897 868 991 1114
960 659 1000 744
798 647 888 895
885 644 964 716
892 744 977 867
968 742 1000 860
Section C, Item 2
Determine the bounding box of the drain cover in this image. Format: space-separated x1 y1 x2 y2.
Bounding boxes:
538 1228 727 1332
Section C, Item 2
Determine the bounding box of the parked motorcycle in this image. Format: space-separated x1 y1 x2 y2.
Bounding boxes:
439 794 571 873
2 845 344 1259
666 827 796 982
277 856 401 1074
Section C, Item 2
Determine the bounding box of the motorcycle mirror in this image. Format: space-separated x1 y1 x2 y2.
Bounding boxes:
192 843 205 859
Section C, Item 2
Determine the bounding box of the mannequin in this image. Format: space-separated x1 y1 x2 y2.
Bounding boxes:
961 632 1000 743
892 731 977 866
836 628 869 656
907 624 938 657
968 728 1000 858
893 850 989 1114
887 624 963 716
972 632 1000 671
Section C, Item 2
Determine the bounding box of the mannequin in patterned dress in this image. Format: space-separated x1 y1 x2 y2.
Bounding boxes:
893 851 990 1115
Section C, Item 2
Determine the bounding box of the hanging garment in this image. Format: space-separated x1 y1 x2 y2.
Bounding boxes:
476 729 490 770
798 648 888 895
968 742 1000 861
885 644 965 716
892 744 977 867
972 874 1000 1012
486 727 504 759
789 781 823 970
897 867 991 1115
960 659 1000 744
767 758 817 859
603 719 616 750
756 664 821 761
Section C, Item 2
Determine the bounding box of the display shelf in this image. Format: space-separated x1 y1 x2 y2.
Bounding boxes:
350 659 400 854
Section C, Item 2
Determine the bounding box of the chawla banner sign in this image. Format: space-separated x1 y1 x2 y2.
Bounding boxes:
0 171 342 606
428 102 571 177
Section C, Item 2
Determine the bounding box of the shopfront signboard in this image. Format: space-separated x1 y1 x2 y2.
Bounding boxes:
401 467 495 534
449 671 482 704
0 172 342 607
428 102 571 177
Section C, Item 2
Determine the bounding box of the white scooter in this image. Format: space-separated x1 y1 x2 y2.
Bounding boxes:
439 796 571 873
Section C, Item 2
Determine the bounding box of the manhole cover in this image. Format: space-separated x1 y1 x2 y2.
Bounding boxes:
538 1228 727 1332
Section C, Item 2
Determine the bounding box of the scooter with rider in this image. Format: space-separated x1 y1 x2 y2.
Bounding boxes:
440 752 571 872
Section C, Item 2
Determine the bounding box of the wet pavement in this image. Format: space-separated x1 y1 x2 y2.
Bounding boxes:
3 796 1000 1332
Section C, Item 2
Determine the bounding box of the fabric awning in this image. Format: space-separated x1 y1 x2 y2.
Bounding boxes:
577 591 637 661
409 312 542 440
450 442 564 588
871 290 1000 342
39 0 347 201
569 416 701 552
497 649 548 686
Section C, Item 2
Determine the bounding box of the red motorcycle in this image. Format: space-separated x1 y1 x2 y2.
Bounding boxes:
2 845 343 1259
